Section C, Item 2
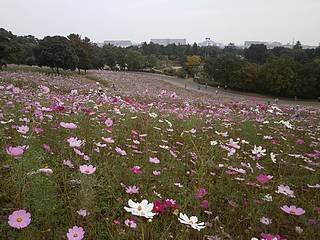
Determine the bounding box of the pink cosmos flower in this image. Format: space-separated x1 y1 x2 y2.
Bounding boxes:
74 148 84 156
6 146 25 158
39 85 50 94
79 165 96 175
67 137 85 148
8 209 31 229
281 205 305 216
195 188 208 199
33 127 44 134
124 219 137 229
256 174 273 185
63 160 74 168
42 144 51 152
105 119 113 127
102 137 115 143
66 226 85 240
296 139 304 145
130 166 143 174
17 125 29 134
170 92 177 99
113 219 120 225
260 233 281 240
115 147 126 156
125 185 140 194
153 170 161 176
149 157 160 164
200 200 209 209
60 122 77 129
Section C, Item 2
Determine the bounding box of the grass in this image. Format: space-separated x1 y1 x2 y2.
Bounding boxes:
0 70 319 240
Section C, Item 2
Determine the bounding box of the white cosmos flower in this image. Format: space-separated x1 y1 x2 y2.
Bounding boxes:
252 145 267 157
210 140 218 146
276 184 295 198
270 152 277 163
279 120 293 129
227 138 240 149
149 112 158 118
262 194 273 202
260 216 272 225
124 199 155 219
178 213 205 231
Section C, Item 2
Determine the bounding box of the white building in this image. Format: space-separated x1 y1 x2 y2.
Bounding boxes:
150 39 186 46
102 40 133 48
198 39 223 48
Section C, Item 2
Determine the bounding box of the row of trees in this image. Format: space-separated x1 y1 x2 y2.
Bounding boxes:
204 54 320 99
0 28 148 73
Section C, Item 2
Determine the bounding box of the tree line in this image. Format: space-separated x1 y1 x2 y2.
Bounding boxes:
1 28 320 99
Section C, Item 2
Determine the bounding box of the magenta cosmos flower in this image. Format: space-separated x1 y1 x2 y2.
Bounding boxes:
79 165 96 175
8 209 31 229
60 122 77 129
67 226 85 240
195 188 208 199
281 205 305 216
256 174 273 185
130 166 143 174
6 146 25 158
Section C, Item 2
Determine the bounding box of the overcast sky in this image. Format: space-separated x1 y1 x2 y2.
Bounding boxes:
1 0 319 46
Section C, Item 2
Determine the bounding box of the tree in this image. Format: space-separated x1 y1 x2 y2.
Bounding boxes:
0 28 16 66
293 41 303 50
204 54 245 87
125 50 145 71
68 34 94 73
295 60 320 98
244 44 268 64
185 55 201 77
259 56 297 96
228 62 259 91
37 36 78 74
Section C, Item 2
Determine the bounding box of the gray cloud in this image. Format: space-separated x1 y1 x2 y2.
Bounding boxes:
1 0 319 46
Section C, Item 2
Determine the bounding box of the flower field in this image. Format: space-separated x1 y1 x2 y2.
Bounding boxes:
0 69 319 240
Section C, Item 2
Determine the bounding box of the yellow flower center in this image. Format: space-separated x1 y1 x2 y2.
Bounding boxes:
16 218 22 222
137 206 142 211
189 220 194 225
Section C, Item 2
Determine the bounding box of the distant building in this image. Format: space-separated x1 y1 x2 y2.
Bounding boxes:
198 39 223 48
102 40 133 48
244 41 268 48
267 41 283 49
150 39 186 46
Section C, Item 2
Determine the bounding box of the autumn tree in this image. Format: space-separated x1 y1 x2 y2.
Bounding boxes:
185 55 201 77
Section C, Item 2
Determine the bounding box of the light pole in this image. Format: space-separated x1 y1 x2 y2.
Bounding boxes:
205 37 211 89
